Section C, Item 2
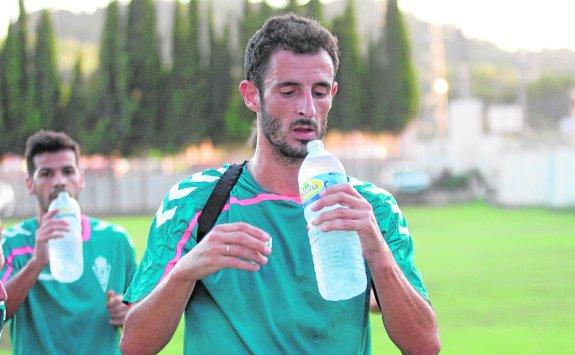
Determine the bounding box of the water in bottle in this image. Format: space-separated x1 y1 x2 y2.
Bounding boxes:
298 140 367 301
48 191 83 283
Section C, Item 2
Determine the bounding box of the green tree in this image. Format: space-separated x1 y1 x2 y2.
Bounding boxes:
372 0 419 133
164 0 191 152
0 0 29 153
305 0 324 23
0 73 5 152
330 0 365 131
283 0 302 14
62 55 86 143
31 10 61 131
205 9 234 143
126 0 161 152
88 0 133 154
184 0 209 144
223 88 254 143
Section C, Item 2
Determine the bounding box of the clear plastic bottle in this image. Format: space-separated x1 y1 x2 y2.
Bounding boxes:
298 140 367 301
48 191 83 283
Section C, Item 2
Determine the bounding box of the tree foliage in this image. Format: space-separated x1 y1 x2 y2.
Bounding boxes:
87 0 133 154
0 0 429 157
371 0 419 133
126 0 161 152
32 10 61 131
330 0 365 131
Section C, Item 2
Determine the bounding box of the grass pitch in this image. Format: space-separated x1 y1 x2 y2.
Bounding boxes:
2 202 574 354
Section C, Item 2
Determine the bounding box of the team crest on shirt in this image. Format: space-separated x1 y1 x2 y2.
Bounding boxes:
92 256 111 292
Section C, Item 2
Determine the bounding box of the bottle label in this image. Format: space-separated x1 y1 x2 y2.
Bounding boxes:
300 172 347 208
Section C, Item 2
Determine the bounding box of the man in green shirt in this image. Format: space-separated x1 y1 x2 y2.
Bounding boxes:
121 14 440 354
0 130 137 354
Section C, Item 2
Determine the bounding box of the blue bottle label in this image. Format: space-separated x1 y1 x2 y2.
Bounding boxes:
300 172 347 208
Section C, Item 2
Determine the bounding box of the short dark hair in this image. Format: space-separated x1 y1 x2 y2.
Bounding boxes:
25 130 81 177
244 13 339 92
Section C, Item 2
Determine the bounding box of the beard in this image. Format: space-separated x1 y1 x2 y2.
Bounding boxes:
260 101 327 164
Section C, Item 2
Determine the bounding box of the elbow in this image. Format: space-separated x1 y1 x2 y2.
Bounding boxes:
120 332 148 355
408 333 442 355
424 336 442 355
119 332 136 355
120 318 144 355
399 327 441 355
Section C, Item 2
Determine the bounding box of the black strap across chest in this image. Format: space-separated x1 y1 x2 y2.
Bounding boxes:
195 160 381 310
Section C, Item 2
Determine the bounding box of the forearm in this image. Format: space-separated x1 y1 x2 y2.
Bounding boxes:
120 270 197 355
5 259 43 318
369 251 440 354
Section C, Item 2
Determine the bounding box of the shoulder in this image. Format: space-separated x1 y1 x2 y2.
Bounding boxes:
350 176 396 209
153 164 232 229
2 218 37 248
87 216 134 247
349 176 403 228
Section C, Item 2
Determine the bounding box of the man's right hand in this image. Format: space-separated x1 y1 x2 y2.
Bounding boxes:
172 222 272 283
32 209 69 267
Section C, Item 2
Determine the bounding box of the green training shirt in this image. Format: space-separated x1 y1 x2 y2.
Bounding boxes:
125 164 429 354
1 216 137 355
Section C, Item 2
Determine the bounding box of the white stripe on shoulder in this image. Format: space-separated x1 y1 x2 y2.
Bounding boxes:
398 225 410 236
5 224 31 237
94 221 111 231
190 171 220 183
168 183 197 201
156 205 177 228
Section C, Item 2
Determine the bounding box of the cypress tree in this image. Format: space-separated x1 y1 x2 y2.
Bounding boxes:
223 87 254 144
205 7 233 144
0 73 4 152
0 1 29 153
16 0 28 99
330 0 365 131
63 55 86 142
185 0 209 144
89 0 132 154
164 0 191 152
306 0 323 23
372 0 419 133
126 0 161 152
32 10 61 131
284 0 301 15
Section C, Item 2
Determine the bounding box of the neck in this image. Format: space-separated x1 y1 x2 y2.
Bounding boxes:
37 208 47 223
248 141 302 196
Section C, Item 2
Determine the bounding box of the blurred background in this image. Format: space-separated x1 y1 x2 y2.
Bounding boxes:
0 0 574 354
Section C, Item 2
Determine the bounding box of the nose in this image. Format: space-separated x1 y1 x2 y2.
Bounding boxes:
296 91 317 118
52 171 67 188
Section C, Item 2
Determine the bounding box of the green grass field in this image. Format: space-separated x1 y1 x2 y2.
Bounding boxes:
2 202 574 354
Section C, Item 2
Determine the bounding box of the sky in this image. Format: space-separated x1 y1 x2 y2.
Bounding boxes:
0 0 574 52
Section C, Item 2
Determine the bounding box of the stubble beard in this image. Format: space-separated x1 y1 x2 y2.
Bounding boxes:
260 102 327 165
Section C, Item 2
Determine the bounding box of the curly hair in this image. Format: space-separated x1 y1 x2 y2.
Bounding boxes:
244 13 339 92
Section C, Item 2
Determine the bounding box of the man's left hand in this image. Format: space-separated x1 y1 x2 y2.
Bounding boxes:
107 290 129 327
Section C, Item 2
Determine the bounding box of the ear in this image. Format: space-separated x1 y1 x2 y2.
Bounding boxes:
239 80 261 113
331 81 338 98
25 176 35 196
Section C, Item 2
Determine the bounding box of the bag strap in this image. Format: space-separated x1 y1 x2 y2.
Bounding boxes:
194 160 381 309
196 161 247 243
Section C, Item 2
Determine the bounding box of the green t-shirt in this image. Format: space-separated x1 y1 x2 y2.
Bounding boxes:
1 216 137 355
125 164 429 354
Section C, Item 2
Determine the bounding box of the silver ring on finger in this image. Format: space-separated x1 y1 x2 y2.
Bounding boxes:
226 244 231 256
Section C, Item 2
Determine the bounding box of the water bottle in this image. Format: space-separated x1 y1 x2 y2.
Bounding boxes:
298 140 367 301
48 191 83 283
